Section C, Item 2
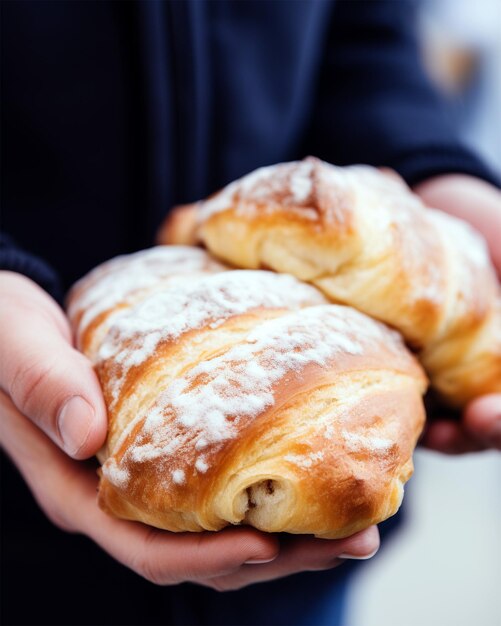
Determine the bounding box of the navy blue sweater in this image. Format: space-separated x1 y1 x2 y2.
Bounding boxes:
1 0 497 301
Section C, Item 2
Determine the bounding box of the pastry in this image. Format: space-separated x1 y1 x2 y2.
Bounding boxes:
68 245 226 361
180 157 500 406
67 252 426 537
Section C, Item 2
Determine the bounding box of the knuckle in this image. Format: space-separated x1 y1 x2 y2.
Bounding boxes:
130 530 171 586
9 357 57 419
138 561 165 586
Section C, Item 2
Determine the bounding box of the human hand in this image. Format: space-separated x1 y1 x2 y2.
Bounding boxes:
413 174 501 454
0 271 108 459
0 389 379 590
0 271 379 589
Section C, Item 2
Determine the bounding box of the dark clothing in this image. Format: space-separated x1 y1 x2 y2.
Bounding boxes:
1 0 497 300
0 1 497 625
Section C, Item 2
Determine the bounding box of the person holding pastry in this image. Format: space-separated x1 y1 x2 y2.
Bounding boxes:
1 1 500 625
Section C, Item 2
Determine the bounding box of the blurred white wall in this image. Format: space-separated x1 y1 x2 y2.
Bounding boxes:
420 0 501 173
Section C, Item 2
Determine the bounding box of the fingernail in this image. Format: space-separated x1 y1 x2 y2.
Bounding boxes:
244 557 277 565
338 547 379 561
57 396 95 456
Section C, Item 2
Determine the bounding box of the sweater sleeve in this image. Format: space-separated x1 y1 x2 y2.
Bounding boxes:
0 233 63 303
309 0 499 188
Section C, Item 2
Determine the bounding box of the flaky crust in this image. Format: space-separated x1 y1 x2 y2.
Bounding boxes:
68 248 426 537
67 246 226 360
191 158 501 406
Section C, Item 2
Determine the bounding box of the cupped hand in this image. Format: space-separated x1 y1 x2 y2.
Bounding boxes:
0 271 379 588
0 389 379 589
414 174 501 454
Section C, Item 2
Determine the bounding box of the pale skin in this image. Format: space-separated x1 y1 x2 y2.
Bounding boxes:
0 173 499 589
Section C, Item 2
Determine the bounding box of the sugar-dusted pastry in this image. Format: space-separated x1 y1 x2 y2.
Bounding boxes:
68 255 426 538
183 158 500 406
67 245 226 361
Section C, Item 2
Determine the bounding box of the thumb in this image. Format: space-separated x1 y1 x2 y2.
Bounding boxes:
0 273 107 459
463 394 501 450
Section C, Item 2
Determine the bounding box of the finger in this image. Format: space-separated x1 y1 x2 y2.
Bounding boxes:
0 275 107 459
413 175 501 276
115 527 280 586
463 394 501 451
209 526 380 591
0 389 279 584
420 420 485 454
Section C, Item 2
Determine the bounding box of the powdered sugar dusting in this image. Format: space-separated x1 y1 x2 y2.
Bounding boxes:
195 457 209 473
68 246 225 341
102 458 130 487
199 159 492 313
98 271 326 402
200 165 278 217
199 158 414 227
342 430 393 454
172 469 185 485
105 305 403 489
429 209 491 269
290 159 314 203
346 165 422 214
285 451 324 469
324 423 336 439
200 159 318 220
346 166 448 305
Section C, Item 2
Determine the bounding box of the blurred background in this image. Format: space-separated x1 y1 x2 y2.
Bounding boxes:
419 0 501 175
346 2 501 624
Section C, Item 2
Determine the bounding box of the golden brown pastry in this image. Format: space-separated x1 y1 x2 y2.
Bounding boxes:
67 245 226 361
184 157 500 406
67 250 426 538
